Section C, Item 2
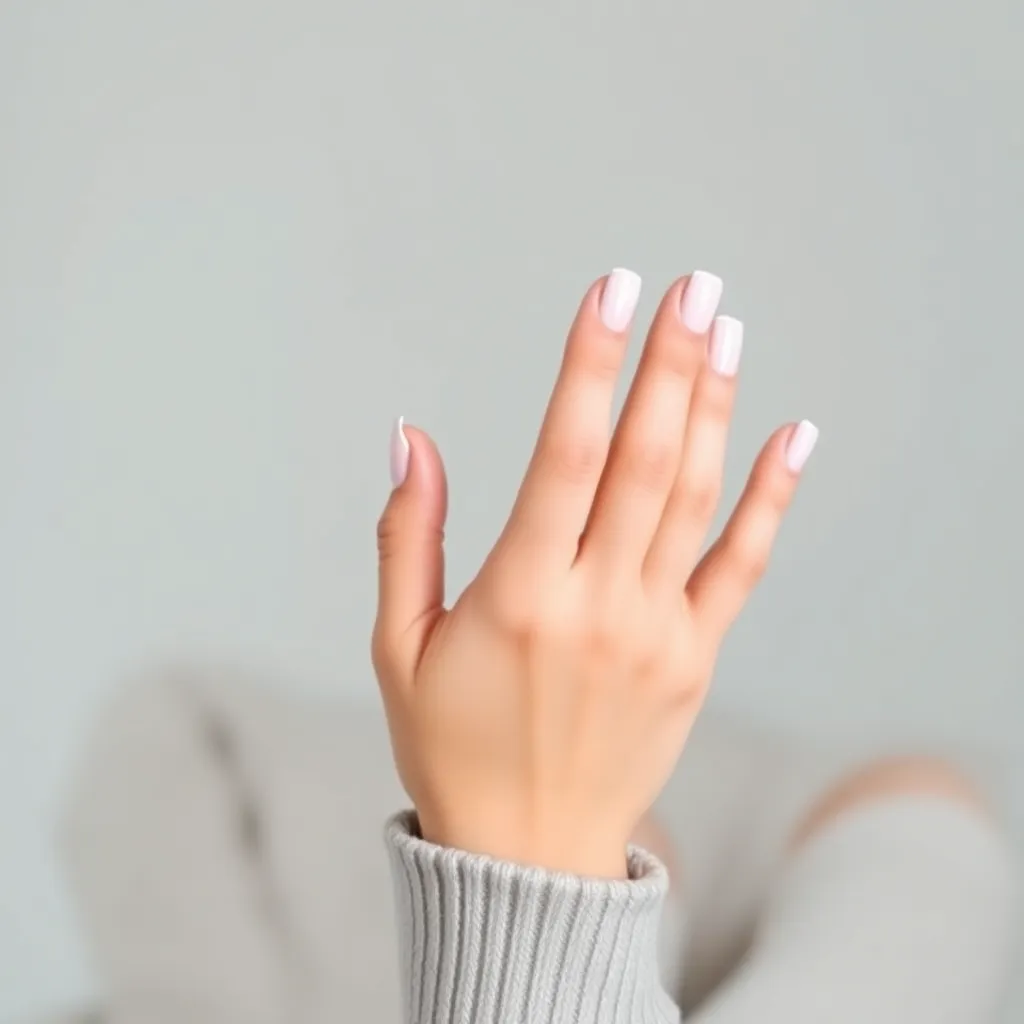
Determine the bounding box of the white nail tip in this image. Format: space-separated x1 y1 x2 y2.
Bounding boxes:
680 270 724 334
600 268 642 332
785 419 819 473
610 267 642 286
390 415 410 487
709 315 744 376
691 269 724 297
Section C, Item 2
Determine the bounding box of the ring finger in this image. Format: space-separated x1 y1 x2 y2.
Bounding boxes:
643 314 743 596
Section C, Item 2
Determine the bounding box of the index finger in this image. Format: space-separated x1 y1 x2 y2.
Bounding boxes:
495 269 641 573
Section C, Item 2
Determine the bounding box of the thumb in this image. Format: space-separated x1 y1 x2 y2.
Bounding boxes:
373 417 448 680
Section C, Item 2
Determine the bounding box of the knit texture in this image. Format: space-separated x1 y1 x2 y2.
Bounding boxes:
385 810 681 1024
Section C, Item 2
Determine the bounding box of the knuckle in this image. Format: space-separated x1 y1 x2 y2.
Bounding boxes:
623 439 677 493
667 675 705 713
633 636 664 677
697 380 735 422
574 337 624 383
680 479 721 522
377 502 445 561
541 432 606 486
731 538 771 587
583 620 626 665
751 463 793 512
657 337 703 382
544 610 589 652
488 597 526 639
485 573 541 639
376 507 402 559
766 476 794 513
580 596 636 665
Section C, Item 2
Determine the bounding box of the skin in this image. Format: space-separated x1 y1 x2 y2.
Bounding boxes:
628 756 991 900
788 755 993 851
373 271 814 879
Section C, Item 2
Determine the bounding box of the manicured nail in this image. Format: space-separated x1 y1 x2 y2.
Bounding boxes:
709 315 743 376
599 268 642 332
679 270 723 334
390 416 410 487
785 420 819 472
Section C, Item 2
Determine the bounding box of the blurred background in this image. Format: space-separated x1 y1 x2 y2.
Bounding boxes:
2 0 1022 1020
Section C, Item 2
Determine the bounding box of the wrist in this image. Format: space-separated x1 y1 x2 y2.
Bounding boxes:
416 807 631 879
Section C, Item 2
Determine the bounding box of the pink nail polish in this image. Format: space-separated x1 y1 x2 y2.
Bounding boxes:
785 420 819 472
709 316 743 376
599 268 642 332
679 270 723 334
390 416 410 487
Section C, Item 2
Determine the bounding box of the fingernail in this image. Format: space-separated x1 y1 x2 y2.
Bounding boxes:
679 270 724 334
599 268 642 332
709 315 743 376
390 416 410 487
785 420 819 472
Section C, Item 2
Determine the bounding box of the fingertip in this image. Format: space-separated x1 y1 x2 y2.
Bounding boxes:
388 420 448 520
399 422 440 471
742 420 820 522
783 419 820 474
598 267 643 332
679 270 724 335
756 421 818 471
389 416 410 488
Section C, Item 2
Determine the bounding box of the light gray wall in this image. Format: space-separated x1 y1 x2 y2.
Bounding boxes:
2 0 1022 1018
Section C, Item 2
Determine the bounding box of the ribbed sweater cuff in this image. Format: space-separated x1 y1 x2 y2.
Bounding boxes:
385 810 679 1024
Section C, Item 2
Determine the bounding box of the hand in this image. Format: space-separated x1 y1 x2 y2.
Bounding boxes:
371 269 818 879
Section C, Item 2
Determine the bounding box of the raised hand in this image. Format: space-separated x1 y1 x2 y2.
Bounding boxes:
372 270 817 879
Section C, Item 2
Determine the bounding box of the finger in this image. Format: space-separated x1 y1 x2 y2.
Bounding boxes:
496 269 641 572
644 314 743 595
580 271 724 577
372 419 448 683
687 420 819 639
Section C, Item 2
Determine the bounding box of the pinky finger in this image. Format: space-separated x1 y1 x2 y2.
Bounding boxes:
686 420 819 639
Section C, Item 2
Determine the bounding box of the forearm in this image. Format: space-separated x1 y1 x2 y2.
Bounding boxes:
385 810 681 1024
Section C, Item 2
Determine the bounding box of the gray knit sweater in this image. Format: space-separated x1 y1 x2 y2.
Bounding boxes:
385 810 680 1024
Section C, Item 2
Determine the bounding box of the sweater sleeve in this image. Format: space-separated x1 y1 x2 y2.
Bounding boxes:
384 810 681 1024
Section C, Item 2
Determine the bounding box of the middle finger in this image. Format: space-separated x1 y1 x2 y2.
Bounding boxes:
578 271 723 578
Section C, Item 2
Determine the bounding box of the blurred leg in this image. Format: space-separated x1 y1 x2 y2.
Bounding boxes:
638 712 862 1005
682 757 1019 1022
